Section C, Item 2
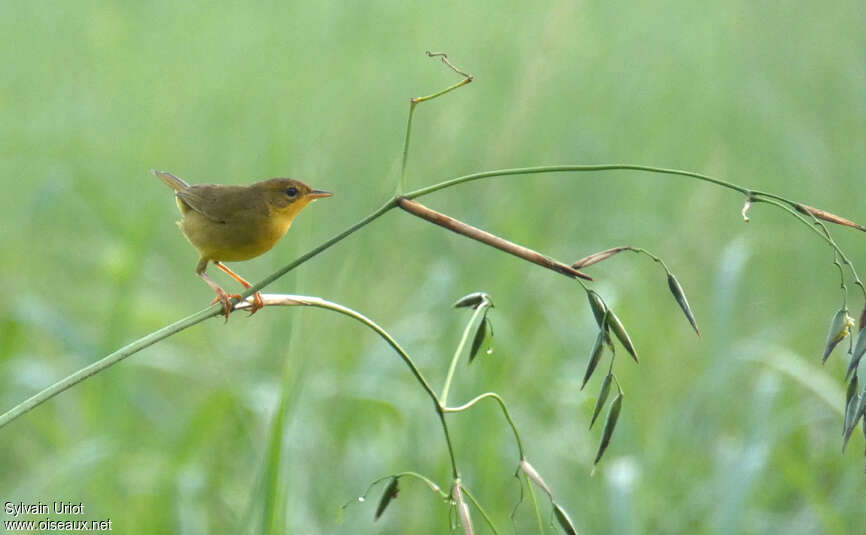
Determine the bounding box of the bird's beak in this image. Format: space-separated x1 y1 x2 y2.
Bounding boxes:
308 190 333 199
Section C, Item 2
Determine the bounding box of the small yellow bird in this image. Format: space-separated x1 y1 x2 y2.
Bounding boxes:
153 170 332 319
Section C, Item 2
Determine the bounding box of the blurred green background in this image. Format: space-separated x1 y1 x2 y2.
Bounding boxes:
1 1 864 533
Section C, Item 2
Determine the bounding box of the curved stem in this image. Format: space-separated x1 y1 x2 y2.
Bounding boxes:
404 164 751 199
525 472 546 535
348 471 448 505
5 161 860 431
752 198 865 300
441 304 488 404
443 392 525 459
261 295 440 406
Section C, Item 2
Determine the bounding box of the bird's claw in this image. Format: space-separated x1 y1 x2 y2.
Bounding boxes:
246 291 265 316
211 289 243 322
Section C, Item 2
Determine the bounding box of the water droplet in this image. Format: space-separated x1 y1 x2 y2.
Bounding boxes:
358 497 365 503
486 348 493 355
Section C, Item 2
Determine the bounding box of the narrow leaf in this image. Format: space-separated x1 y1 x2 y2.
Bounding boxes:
823 308 853 363
572 246 630 269
594 393 623 465
586 291 607 329
846 373 858 405
859 305 866 331
374 477 399 520
581 332 605 390
843 373 860 449
795 203 866 232
468 314 488 364
843 395 862 451
553 502 579 535
846 329 866 380
606 310 639 363
590 373 612 429
454 292 491 309
667 273 700 336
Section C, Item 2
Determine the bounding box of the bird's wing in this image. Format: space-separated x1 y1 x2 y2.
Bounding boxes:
176 184 262 224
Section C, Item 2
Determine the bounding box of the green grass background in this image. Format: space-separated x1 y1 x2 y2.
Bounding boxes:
1 1 864 533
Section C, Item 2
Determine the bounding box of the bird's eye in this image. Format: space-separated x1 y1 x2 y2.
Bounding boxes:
285 187 299 198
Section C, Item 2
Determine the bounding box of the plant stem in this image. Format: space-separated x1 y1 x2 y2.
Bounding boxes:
243 199 397 297
397 197 591 280
0 306 217 429
438 411 460 480
349 471 448 504
399 101 417 194
399 52 473 194
263 295 440 406
4 163 861 429
525 472 546 535
443 392 525 459
403 163 751 199
752 198 865 300
441 304 488 404
460 485 501 535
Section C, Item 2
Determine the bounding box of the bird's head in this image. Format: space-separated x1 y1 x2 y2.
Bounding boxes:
257 178 332 222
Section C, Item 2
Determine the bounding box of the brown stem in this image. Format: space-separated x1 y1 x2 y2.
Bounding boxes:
396 197 592 281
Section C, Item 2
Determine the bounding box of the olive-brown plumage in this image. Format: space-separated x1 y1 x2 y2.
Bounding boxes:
153 170 332 319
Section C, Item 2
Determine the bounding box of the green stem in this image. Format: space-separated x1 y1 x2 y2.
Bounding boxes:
525 472 546 535
752 198 865 300
399 102 417 193
404 164 751 199
627 246 670 273
4 162 860 431
287 296 440 407
349 471 448 504
0 306 217 429
399 54 472 194
438 411 460 480
244 199 396 297
460 485 501 535
413 76 473 105
441 303 488 404
443 392 525 459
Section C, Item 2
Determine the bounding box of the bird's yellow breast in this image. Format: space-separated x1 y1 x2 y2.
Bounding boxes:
179 208 296 263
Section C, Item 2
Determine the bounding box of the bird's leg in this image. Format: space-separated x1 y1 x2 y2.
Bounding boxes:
215 261 264 316
196 260 240 321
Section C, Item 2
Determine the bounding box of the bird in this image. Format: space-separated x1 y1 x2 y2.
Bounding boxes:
153 170 332 319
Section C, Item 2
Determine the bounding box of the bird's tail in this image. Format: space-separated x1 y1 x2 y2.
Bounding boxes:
152 169 190 192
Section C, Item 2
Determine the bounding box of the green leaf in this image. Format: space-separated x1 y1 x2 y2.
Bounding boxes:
468 314 489 364
846 328 866 380
590 373 612 429
823 307 853 363
843 395 862 451
586 290 607 328
594 393 623 465
374 477 399 520
581 331 605 390
453 292 492 309
606 310 639 363
843 373 863 450
667 273 700 336
553 502 579 535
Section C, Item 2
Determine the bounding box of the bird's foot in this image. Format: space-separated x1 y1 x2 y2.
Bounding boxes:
246 291 265 316
210 288 243 322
